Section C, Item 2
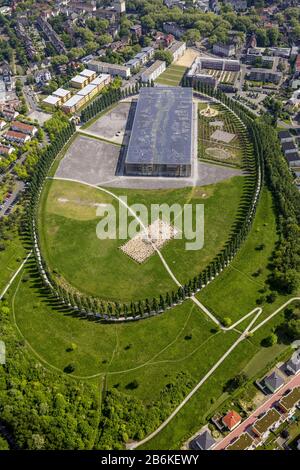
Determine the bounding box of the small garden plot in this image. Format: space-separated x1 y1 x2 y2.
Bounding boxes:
210 130 236 144
206 147 232 161
198 103 246 167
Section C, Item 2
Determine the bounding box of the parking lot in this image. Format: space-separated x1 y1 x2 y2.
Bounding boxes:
85 102 133 144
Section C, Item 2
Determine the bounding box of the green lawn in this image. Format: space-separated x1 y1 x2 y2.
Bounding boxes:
197 189 283 323
156 65 187 86
38 176 245 302
0 229 26 292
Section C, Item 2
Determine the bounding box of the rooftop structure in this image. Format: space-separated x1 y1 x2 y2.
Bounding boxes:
190 430 216 450
124 87 193 178
264 371 285 393
42 95 63 107
79 68 96 79
278 387 300 413
252 408 281 437
87 60 131 78
167 41 186 62
141 60 166 83
77 84 97 97
61 94 84 113
52 88 71 101
226 433 254 451
222 410 242 430
71 75 88 88
286 349 300 375
11 121 37 135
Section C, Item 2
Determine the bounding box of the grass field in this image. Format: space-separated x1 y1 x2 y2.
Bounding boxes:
0 228 26 292
38 176 245 302
7 184 298 450
155 65 187 86
197 188 284 324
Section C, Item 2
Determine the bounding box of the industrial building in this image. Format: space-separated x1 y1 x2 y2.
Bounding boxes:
124 87 194 177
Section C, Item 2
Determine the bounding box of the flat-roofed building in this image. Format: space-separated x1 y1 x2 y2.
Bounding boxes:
124 87 194 177
248 68 282 84
71 74 89 89
42 95 61 108
79 68 97 83
168 40 186 62
278 387 300 417
141 60 166 83
252 409 281 441
213 43 236 57
52 87 72 103
77 84 98 103
87 60 131 78
226 433 254 451
62 94 85 113
90 74 111 92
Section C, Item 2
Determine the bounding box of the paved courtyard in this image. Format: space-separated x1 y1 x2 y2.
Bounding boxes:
55 135 243 189
85 102 133 144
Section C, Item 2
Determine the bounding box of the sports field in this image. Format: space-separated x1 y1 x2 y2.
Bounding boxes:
155 64 187 86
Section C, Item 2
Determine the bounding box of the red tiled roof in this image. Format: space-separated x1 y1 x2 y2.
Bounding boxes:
5 130 27 140
11 120 35 132
223 410 242 430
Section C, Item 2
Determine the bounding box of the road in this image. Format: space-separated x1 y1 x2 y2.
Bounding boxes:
214 372 300 450
127 308 262 449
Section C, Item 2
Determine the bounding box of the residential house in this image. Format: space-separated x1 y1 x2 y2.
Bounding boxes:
130 24 142 38
168 41 186 62
278 387 300 418
52 88 72 103
248 68 282 84
163 22 186 39
2 108 19 121
79 68 97 83
190 430 216 450
264 371 285 394
5 130 30 145
252 409 282 441
141 60 166 83
11 121 37 137
61 94 85 113
278 130 293 143
71 74 89 89
285 349 300 375
87 60 131 78
225 433 255 451
213 43 236 57
222 410 242 431
285 152 300 167
42 95 61 109
281 141 298 156
0 144 14 155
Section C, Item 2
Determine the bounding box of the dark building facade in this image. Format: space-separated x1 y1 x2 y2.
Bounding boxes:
125 87 193 178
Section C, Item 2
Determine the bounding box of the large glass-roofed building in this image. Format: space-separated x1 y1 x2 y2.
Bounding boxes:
124 87 193 177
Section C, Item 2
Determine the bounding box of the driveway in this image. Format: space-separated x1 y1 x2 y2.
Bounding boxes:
214 373 300 450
